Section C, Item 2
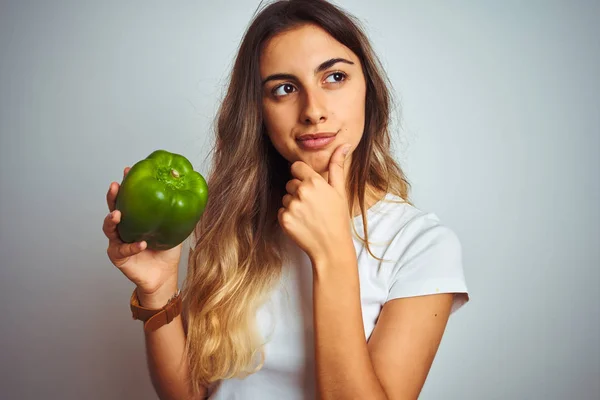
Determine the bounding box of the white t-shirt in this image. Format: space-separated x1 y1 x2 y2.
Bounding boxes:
207 193 469 399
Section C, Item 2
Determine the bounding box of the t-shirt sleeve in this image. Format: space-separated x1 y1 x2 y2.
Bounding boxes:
386 212 470 314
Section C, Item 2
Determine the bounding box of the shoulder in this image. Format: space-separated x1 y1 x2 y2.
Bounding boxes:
356 193 458 252
369 196 468 310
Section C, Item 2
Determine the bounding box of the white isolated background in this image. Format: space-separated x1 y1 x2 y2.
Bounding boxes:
0 0 598 399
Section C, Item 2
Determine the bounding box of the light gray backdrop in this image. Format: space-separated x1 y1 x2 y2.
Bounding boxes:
1 1 598 399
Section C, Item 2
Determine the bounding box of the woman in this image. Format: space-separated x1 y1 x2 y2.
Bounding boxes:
103 0 469 399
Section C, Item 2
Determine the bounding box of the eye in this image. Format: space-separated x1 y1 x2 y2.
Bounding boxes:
272 83 297 97
324 71 347 84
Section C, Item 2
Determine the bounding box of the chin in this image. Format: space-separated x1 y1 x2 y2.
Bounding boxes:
299 153 329 170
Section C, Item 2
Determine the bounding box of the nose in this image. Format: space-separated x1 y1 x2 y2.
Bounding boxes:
300 88 327 125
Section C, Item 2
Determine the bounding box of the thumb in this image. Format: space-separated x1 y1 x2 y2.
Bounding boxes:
328 144 352 193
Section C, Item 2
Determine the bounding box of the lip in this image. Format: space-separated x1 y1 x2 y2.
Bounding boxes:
296 132 337 141
296 135 336 150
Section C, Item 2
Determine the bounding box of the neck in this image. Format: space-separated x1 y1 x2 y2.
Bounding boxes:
349 186 386 218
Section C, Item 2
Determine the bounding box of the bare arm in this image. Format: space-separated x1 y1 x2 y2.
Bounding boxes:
138 278 207 400
103 168 207 399
312 245 454 400
312 251 388 399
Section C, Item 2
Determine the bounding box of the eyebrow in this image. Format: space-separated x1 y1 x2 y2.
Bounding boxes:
261 57 355 86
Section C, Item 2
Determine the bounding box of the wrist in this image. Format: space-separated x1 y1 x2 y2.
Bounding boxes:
137 278 179 309
310 239 355 266
311 243 357 280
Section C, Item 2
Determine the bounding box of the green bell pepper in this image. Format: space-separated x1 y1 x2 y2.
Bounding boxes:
115 149 208 250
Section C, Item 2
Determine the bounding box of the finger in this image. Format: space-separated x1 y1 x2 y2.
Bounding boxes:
116 240 146 259
282 193 293 208
102 210 122 242
108 240 147 264
107 166 130 212
107 182 120 212
285 179 302 196
289 161 314 182
328 144 352 194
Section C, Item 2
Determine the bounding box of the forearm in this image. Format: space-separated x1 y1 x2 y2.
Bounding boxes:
138 281 206 400
312 251 388 400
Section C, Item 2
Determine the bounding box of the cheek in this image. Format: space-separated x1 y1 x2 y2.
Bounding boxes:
262 104 276 132
337 88 366 135
263 104 292 138
262 104 296 159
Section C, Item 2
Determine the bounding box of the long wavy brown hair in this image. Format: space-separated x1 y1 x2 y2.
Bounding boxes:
181 0 413 394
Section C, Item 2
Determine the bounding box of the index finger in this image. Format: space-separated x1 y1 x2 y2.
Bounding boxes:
289 161 315 182
106 166 131 212
107 182 118 213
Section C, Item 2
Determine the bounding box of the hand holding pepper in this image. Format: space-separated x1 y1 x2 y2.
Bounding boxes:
103 166 184 301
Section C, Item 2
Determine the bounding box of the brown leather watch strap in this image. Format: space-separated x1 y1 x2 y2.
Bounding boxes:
130 288 183 333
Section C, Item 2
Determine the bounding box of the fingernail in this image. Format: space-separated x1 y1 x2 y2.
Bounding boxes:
343 145 351 156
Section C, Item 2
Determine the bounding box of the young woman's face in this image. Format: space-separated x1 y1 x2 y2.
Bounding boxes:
260 23 367 181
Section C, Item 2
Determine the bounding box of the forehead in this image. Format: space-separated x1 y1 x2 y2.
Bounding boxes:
260 24 358 75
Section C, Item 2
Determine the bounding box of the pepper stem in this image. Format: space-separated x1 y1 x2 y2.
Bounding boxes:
171 169 180 178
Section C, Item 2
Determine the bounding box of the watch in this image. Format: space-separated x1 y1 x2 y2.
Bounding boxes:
130 287 183 333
